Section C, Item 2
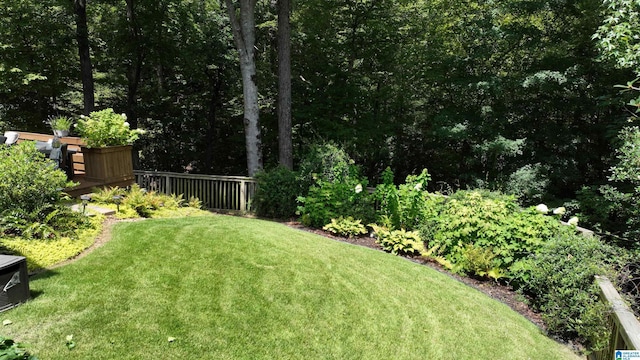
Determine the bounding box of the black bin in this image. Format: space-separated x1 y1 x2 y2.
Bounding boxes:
0 255 29 312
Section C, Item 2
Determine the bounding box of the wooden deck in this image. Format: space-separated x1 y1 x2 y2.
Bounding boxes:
13 131 133 197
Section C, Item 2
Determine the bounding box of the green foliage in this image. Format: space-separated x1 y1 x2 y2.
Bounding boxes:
510 232 619 350
595 0 640 73
90 185 203 218
75 109 144 148
187 197 202 210
297 178 374 228
1 214 102 272
0 142 70 215
369 224 424 256
422 190 564 274
373 168 432 231
503 164 549 205
322 217 367 238
297 142 358 186
611 126 640 183
458 244 507 281
254 166 302 219
0 336 37 360
48 115 73 131
88 186 127 204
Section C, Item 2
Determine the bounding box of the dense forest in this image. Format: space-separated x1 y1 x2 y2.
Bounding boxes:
0 0 638 234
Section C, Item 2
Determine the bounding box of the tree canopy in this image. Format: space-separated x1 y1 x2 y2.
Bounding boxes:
0 0 634 201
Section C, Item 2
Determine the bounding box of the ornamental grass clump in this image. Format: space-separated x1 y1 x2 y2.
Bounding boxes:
75 108 144 148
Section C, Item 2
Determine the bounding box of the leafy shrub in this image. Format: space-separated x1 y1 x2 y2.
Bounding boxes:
297 178 375 228
370 224 424 256
0 142 71 215
421 190 564 273
374 168 432 231
0 336 37 360
322 217 367 238
458 244 506 280
75 108 144 148
297 142 356 186
503 163 549 206
254 166 302 219
88 186 127 204
91 185 203 218
510 231 619 350
0 203 91 240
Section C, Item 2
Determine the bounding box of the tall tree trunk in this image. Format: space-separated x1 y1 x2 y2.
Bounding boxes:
73 0 94 115
125 0 143 169
124 0 143 130
224 0 263 176
277 0 293 169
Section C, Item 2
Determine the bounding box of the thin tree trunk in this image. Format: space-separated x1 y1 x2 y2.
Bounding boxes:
125 0 143 130
225 0 263 176
73 0 94 115
277 0 292 169
125 0 143 169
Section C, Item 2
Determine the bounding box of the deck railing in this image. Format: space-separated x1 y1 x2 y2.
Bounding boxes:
133 171 257 212
589 276 640 360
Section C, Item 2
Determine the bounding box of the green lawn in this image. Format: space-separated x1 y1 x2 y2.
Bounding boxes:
2 215 581 359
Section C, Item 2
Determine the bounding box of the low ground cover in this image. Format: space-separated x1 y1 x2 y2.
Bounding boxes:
2 216 579 359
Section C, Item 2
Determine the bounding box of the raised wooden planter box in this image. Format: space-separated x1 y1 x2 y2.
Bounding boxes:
81 145 134 184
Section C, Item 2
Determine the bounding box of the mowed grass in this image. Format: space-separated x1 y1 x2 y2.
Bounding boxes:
3 216 581 359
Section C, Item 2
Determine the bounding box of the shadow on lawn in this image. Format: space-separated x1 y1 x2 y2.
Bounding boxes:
27 269 60 300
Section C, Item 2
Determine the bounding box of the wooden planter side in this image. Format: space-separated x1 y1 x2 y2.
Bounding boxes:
81 145 134 184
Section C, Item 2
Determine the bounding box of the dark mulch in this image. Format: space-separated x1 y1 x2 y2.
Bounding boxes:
284 221 546 331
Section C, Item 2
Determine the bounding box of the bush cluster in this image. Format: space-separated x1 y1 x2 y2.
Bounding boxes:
510 232 620 350
422 190 564 275
253 166 301 219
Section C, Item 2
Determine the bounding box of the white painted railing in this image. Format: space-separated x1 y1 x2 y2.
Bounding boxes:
133 171 257 211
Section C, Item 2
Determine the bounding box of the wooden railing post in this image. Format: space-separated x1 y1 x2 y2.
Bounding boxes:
165 174 171 195
240 180 246 211
592 276 640 360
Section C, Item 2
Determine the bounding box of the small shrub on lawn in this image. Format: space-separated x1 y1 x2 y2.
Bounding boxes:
369 224 424 256
254 166 302 219
323 217 367 238
510 231 620 350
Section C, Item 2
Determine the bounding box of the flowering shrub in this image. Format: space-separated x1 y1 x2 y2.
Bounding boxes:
75 108 144 148
421 190 565 274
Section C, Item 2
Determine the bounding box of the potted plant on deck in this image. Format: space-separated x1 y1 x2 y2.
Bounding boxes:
75 108 144 185
49 115 73 137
